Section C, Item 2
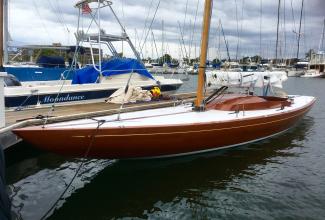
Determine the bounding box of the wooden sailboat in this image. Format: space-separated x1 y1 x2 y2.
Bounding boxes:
13 0 315 159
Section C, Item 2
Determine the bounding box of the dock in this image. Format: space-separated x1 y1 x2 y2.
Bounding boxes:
0 92 197 150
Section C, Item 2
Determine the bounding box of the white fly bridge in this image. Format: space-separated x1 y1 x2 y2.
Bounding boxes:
74 0 141 76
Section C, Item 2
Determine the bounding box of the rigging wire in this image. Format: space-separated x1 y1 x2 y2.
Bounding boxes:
260 0 263 57
134 29 139 53
121 0 125 55
188 19 192 61
217 21 221 60
139 0 161 57
46 0 70 34
54 1 71 43
138 0 155 56
151 30 160 59
283 0 287 59
32 0 54 43
55 1 69 29
296 0 304 59
290 0 297 37
220 20 231 62
239 0 245 60
178 37 186 61
181 0 190 59
178 21 189 59
46 0 71 45
275 0 281 62
121 0 125 24
234 0 240 61
161 20 164 61
182 0 189 35
303 3 306 55
319 18 325 51
189 0 200 61
42 8 98 125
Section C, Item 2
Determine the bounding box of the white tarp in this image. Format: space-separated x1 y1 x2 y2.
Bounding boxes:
205 71 288 88
106 86 152 104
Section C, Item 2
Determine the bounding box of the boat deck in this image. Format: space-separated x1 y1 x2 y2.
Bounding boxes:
4 92 196 126
5 101 119 126
1 92 196 150
39 95 314 129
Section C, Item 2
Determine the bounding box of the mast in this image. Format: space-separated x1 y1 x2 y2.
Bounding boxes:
0 0 4 69
195 0 213 109
260 0 263 57
318 18 325 52
220 20 230 62
296 0 304 59
323 19 325 51
3 0 7 64
161 20 164 63
275 0 281 63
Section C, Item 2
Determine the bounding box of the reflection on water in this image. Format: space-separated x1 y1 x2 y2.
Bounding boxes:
8 155 115 220
48 117 315 220
5 77 325 219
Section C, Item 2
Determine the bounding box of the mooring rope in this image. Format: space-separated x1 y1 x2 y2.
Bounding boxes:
14 94 34 111
39 119 105 220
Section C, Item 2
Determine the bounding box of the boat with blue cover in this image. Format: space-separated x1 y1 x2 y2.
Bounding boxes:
4 57 182 108
3 0 183 109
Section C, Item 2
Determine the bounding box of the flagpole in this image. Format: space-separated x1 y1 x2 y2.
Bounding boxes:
195 0 213 109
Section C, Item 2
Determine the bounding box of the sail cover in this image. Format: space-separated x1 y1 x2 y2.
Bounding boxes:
72 58 155 84
205 71 288 88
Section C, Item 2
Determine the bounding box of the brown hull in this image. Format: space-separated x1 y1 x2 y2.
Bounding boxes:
13 99 315 159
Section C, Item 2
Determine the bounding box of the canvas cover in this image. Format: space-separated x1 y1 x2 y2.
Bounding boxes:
106 86 152 104
72 58 155 84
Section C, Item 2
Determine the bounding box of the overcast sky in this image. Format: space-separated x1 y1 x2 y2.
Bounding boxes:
7 0 325 60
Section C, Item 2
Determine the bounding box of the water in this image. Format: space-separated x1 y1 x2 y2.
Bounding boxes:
5 76 325 220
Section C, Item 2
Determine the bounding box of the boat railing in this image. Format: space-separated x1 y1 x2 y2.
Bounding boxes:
75 0 142 72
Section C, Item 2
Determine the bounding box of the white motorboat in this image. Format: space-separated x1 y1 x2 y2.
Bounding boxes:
300 69 325 78
3 0 183 109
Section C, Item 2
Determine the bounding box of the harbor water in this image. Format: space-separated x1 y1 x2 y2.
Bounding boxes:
4 76 325 220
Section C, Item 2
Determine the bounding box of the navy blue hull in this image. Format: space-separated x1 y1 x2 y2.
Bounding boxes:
5 84 182 108
4 67 74 82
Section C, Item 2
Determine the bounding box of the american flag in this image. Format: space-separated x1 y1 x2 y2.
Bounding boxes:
82 2 92 14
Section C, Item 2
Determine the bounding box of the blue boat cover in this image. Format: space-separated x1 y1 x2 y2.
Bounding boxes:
72 58 155 84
